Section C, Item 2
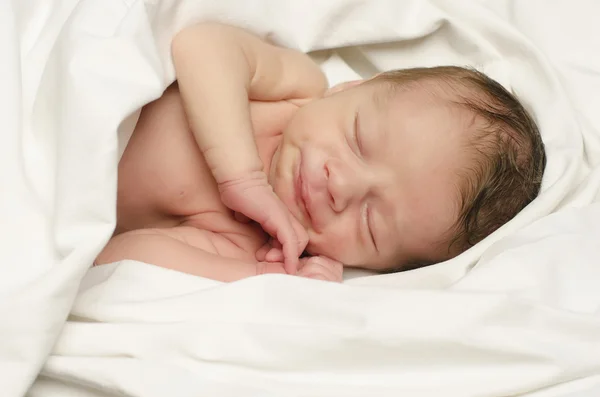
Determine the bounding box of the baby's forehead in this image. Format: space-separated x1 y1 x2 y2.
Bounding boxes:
365 78 479 135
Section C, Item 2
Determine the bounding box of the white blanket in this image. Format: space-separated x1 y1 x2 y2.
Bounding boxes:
1 0 599 396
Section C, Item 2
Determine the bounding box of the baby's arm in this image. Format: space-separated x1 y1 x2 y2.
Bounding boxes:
171 23 327 272
96 229 343 283
171 22 327 183
96 229 286 283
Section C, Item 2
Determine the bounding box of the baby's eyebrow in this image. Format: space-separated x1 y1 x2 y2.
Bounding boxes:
371 87 391 113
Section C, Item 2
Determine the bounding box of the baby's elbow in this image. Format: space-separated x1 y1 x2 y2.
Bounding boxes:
172 23 237 52
171 23 249 70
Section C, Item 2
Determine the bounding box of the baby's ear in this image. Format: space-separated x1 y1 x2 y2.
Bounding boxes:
324 79 364 97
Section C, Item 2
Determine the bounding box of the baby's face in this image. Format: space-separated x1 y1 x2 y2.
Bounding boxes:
269 81 472 270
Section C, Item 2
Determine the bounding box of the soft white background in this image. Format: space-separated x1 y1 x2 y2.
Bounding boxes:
0 0 599 396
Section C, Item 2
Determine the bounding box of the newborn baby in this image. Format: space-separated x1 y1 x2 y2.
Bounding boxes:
96 23 546 282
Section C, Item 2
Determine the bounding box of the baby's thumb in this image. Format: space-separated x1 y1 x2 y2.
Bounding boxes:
265 248 284 263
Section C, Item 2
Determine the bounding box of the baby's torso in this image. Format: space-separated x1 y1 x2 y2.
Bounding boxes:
116 83 299 260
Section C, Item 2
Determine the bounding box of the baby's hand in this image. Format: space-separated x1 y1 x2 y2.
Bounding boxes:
297 256 344 283
219 170 308 274
255 261 287 276
255 256 343 283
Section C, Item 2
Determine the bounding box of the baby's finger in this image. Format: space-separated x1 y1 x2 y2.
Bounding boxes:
317 256 344 279
258 204 300 274
265 248 284 263
303 263 335 280
277 225 300 274
281 240 299 274
289 215 308 256
255 242 271 262
278 217 307 270
299 257 343 282
270 239 282 250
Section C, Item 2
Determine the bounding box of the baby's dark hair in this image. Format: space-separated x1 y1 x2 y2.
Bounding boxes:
373 66 546 267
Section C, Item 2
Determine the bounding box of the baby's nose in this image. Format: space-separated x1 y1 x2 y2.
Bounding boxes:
325 159 368 213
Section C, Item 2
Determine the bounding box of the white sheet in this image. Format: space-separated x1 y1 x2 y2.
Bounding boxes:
1 0 599 396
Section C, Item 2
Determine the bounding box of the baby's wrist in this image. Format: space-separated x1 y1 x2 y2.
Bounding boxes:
204 150 264 186
217 169 269 191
